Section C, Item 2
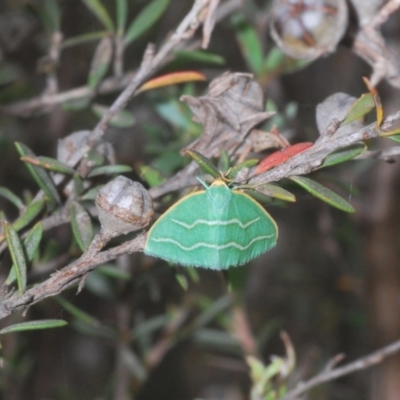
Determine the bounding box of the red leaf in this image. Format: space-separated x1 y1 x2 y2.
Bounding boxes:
255 142 313 174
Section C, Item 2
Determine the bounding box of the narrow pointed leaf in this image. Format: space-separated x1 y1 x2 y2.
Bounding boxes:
0 319 67 335
0 187 24 210
87 164 133 177
98 265 131 280
27 3 57 32
4 222 27 293
175 50 225 65
20 156 75 174
233 15 264 75
185 150 221 179
81 0 114 31
252 183 296 202
228 159 259 179
62 96 91 111
320 143 366 168
70 202 93 251
55 296 99 326
15 142 61 204
13 200 45 232
340 93 374 126
80 186 102 201
62 31 108 48
245 189 274 205
24 222 43 259
88 35 113 90
218 151 230 173
139 165 165 187
91 103 135 127
388 134 400 143
116 0 128 33
137 71 206 93
44 0 61 31
124 0 170 45
6 222 43 286
73 175 85 197
290 176 355 213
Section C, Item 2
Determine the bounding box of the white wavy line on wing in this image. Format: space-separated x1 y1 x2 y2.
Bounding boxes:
150 235 274 251
171 217 260 229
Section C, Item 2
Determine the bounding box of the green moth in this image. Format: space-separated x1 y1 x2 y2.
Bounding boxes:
144 179 278 269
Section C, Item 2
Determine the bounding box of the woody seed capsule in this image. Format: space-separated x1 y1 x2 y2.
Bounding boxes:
96 176 153 237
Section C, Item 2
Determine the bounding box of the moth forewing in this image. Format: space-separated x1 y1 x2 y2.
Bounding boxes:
144 180 278 269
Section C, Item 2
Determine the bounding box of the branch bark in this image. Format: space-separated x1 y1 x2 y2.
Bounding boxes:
281 338 400 399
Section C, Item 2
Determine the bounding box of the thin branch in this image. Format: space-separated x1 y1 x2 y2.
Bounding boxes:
0 232 147 320
43 0 228 174
43 31 63 95
0 71 136 116
281 338 400 400
351 0 400 88
248 122 393 186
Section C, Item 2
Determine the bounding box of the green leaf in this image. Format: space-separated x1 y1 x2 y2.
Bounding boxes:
91 103 135 127
175 50 225 65
139 165 165 187
4 222 27 294
44 0 61 31
263 47 286 73
88 36 113 90
13 200 45 232
124 0 170 45
252 183 296 202
0 187 24 210
85 270 114 298
290 176 355 213
73 175 85 197
24 222 43 260
245 189 274 205
15 142 61 205
227 159 259 179
116 0 128 34
26 3 57 32
87 164 133 177
320 143 366 168
185 150 221 179
341 93 375 126
175 273 188 290
5 223 43 286
0 319 67 335
70 202 93 251
81 0 114 31
98 264 131 280
218 150 230 173
62 96 91 111
195 295 232 328
23 156 75 174
62 30 108 48
80 185 102 201
154 100 191 129
232 14 264 75
55 296 99 326
388 135 400 143
131 314 170 340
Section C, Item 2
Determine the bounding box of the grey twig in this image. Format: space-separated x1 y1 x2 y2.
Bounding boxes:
281 338 400 400
0 233 147 320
